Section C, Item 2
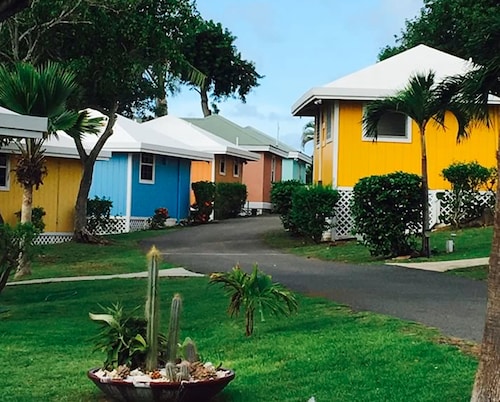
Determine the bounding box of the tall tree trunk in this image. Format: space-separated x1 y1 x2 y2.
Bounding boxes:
72 158 97 242
15 183 33 278
419 126 430 257
20 183 32 223
200 85 211 117
470 148 500 402
72 105 118 243
154 72 168 117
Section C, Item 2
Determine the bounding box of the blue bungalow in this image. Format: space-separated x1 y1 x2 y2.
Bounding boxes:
87 113 211 231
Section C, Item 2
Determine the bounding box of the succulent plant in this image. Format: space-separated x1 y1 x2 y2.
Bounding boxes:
166 293 182 363
145 246 161 372
164 362 177 382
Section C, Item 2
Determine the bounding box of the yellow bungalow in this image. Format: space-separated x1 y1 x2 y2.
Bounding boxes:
292 44 500 237
0 131 110 242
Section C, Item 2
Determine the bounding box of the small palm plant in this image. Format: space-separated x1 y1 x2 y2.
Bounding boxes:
210 265 298 336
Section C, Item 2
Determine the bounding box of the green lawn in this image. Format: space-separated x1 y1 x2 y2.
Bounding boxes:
17 230 175 281
0 232 480 401
1 277 477 402
264 226 493 265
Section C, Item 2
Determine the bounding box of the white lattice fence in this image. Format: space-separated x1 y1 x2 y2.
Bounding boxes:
332 188 355 240
330 188 465 241
34 233 73 245
130 217 150 232
92 216 128 235
436 190 494 224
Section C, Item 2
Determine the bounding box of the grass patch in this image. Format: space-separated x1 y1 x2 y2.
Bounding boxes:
264 226 493 265
0 277 477 402
447 265 489 281
18 230 176 281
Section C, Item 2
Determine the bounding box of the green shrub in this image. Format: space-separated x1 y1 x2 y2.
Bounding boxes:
438 162 496 228
270 180 304 232
215 182 247 220
86 196 113 234
351 172 422 257
0 223 38 293
191 181 215 223
289 185 340 243
15 206 46 232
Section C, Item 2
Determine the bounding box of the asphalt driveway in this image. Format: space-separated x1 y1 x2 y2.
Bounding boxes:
142 215 486 342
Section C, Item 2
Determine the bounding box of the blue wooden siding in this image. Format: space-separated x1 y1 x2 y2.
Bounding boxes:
89 153 128 216
282 159 307 183
130 154 191 220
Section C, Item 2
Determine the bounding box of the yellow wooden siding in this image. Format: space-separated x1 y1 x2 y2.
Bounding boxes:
329 101 498 189
313 108 334 186
0 156 82 232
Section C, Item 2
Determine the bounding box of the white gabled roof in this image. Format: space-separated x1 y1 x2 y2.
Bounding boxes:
0 106 110 160
82 111 212 162
292 44 500 116
144 115 260 162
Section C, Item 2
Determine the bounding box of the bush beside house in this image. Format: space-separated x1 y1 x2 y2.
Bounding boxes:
351 172 422 257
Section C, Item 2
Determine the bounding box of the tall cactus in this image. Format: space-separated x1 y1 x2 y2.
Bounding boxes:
145 246 160 372
166 293 182 363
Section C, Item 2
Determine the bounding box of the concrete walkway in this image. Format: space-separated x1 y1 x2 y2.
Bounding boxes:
7 267 203 286
387 257 489 272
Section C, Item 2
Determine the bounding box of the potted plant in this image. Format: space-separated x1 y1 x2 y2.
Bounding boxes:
87 246 235 402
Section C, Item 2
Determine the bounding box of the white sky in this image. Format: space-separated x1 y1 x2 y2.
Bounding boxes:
168 0 423 154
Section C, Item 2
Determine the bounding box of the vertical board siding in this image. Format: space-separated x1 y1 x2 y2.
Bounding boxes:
243 152 265 202
190 160 212 204
90 153 128 216
335 101 498 189
131 154 190 220
0 156 82 232
177 159 191 219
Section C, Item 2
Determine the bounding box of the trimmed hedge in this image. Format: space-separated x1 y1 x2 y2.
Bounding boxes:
215 182 247 220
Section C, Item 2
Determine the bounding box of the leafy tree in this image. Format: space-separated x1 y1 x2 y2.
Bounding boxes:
0 1 206 242
181 18 262 116
362 71 472 257
378 0 500 65
0 0 30 22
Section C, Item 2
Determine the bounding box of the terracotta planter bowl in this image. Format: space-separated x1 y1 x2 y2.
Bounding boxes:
87 368 235 402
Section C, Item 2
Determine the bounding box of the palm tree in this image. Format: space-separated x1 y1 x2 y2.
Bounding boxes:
0 62 99 276
362 71 472 257
209 264 298 336
301 120 315 149
454 63 500 402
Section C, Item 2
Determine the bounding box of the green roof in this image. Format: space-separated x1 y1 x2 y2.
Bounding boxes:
184 115 293 156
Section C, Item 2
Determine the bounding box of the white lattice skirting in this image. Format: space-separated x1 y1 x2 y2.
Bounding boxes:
328 188 493 241
36 216 152 244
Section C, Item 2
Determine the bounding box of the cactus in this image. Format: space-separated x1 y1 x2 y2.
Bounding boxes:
145 246 161 372
181 337 199 363
177 361 190 381
164 362 177 382
166 293 182 363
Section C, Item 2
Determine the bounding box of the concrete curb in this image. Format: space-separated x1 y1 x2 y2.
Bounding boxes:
7 268 205 286
386 257 489 272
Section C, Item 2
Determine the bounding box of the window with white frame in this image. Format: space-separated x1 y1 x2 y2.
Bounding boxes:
219 157 226 175
140 153 155 183
233 160 240 177
271 156 276 182
0 154 9 190
363 110 411 142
